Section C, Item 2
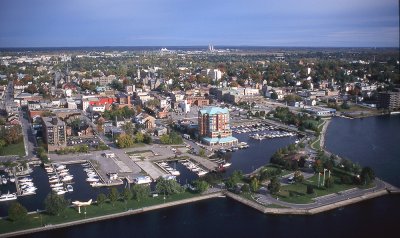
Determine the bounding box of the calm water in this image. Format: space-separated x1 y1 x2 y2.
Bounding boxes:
3 116 400 237
325 115 400 187
19 195 400 238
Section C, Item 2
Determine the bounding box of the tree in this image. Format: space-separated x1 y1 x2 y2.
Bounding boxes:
8 202 27 222
241 184 250 193
132 184 150 201
324 177 334 188
108 187 119 206
25 84 38 94
121 122 135 136
143 133 152 144
270 92 278 100
122 188 132 203
360 167 375 185
298 157 306 168
116 134 135 148
135 132 144 143
156 177 184 195
293 171 304 183
268 177 281 195
250 177 260 192
0 139 6 148
160 134 170 144
193 180 209 193
96 193 107 208
44 192 69 216
198 148 206 157
5 126 22 144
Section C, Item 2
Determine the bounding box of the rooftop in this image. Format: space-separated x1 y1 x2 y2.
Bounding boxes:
202 136 238 144
199 106 229 115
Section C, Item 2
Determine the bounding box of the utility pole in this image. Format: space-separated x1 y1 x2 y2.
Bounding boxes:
318 172 321 188
322 169 327 186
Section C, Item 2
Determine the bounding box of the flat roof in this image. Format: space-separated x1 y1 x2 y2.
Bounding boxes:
202 136 238 144
199 106 229 115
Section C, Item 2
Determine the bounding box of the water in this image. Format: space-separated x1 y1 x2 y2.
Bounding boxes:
19 195 400 238
325 115 400 187
3 116 400 237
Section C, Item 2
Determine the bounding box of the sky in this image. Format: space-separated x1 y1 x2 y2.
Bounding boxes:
0 0 398 47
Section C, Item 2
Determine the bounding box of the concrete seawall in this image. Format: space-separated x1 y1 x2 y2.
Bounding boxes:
1 192 223 238
225 190 390 215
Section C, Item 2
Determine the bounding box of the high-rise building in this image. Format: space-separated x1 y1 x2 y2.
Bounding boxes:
42 116 66 151
198 107 238 146
377 91 400 110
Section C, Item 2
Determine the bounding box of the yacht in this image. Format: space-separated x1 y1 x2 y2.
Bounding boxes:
0 192 17 202
9 177 15 183
19 177 33 183
86 177 99 182
2 178 8 184
133 176 152 185
197 170 208 176
170 170 180 176
56 190 67 195
49 178 60 183
56 165 66 170
222 162 232 168
50 183 63 188
66 185 73 192
61 175 74 182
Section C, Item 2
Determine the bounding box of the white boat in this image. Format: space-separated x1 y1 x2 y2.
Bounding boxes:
59 169 69 173
133 176 152 184
50 183 63 188
170 170 180 176
56 165 66 170
49 175 58 180
162 175 176 180
22 190 35 195
61 175 73 182
2 178 9 184
86 177 99 182
197 170 208 176
222 163 232 167
58 172 69 177
67 185 73 192
9 177 15 183
19 177 32 183
0 192 17 202
19 181 34 186
49 178 60 183
56 190 67 195
90 182 103 187
52 187 64 192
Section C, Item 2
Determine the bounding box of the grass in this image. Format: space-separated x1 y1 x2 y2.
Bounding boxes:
262 164 292 177
0 141 25 157
310 138 321 150
0 191 198 234
274 174 360 204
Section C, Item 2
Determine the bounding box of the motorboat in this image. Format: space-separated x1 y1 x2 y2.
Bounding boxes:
56 190 67 195
56 165 66 170
49 178 59 183
52 187 64 192
61 175 73 182
9 177 15 183
86 177 99 182
197 170 208 176
222 162 232 167
66 185 73 192
2 178 8 184
133 176 152 185
19 177 33 183
50 183 63 188
170 170 180 176
0 192 17 202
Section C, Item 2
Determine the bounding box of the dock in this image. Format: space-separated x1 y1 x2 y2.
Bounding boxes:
186 154 218 171
135 161 168 180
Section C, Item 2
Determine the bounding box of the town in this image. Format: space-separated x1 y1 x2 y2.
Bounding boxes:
0 46 399 235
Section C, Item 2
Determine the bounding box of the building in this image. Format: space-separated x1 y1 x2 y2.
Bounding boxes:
198 107 238 146
377 92 400 110
42 117 66 151
134 112 155 129
304 107 336 117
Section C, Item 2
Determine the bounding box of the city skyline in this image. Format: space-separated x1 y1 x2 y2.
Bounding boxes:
0 0 399 48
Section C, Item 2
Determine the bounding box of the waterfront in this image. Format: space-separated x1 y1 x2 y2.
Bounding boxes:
2 115 400 237
18 195 400 238
326 115 400 187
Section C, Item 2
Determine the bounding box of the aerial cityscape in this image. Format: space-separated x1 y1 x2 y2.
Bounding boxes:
0 0 399 238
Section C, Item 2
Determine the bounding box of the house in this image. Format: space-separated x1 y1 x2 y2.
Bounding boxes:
134 113 155 129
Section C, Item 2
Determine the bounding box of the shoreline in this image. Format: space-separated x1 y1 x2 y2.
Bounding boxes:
1 185 398 237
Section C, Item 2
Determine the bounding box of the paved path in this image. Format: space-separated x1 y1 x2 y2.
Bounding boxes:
135 161 168 180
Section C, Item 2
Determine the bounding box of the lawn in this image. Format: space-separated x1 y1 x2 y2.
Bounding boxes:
310 138 321 150
0 141 25 157
0 191 198 234
274 174 359 204
262 164 292 177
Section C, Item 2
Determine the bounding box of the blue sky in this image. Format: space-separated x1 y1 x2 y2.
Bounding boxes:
0 0 398 47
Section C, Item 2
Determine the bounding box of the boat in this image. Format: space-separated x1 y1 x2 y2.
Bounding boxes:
162 175 176 180
49 175 58 180
133 176 152 185
9 177 15 183
170 170 180 176
67 185 73 192
0 192 17 202
56 190 67 195
56 165 66 170
49 178 60 183
22 190 35 195
2 178 8 184
197 170 208 176
90 182 103 187
52 187 64 192
58 172 69 177
222 162 232 167
50 183 63 188
61 175 73 182
86 177 99 182
18 177 32 183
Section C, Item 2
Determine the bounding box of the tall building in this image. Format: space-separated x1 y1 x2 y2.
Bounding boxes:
42 116 66 151
377 91 400 110
198 107 238 146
